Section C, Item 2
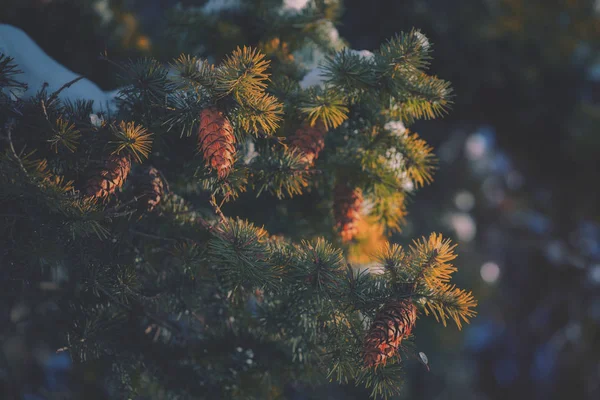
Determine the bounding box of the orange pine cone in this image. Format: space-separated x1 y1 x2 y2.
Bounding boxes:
289 122 326 167
134 166 165 212
197 108 236 179
84 154 131 199
363 299 417 368
334 184 363 242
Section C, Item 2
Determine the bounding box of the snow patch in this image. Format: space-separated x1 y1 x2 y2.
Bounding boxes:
349 49 374 59
283 0 310 11
0 24 117 112
299 66 325 89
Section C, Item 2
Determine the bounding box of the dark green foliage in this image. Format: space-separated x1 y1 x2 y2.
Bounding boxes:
0 54 27 91
0 9 475 399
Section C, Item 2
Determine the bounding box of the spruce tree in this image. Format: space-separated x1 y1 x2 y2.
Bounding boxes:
0 2 476 398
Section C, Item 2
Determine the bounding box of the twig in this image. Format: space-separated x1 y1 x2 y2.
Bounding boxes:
107 197 138 211
129 228 177 242
40 77 86 134
2 119 28 176
47 76 85 105
96 285 182 334
106 209 137 219
197 216 216 233
210 193 227 223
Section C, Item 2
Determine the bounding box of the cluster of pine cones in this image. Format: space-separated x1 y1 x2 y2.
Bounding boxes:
287 121 364 243
80 108 366 242
80 107 411 368
82 154 166 212
289 121 415 367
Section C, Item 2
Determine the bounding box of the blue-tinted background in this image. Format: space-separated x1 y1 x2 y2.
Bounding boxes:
1 0 599 399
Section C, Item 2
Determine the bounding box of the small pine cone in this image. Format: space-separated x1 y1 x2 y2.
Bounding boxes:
134 166 165 212
198 107 236 179
363 299 417 368
84 154 131 199
333 184 363 242
289 122 326 167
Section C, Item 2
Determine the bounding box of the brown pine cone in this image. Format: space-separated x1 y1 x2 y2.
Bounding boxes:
289 122 326 167
333 184 363 242
134 166 165 212
363 299 417 368
197 108 236 179
84 154 131 199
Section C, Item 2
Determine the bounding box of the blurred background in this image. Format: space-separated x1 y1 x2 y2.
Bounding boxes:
1 0 599 399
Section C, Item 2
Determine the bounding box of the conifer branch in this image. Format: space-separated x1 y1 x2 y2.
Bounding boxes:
171 54 217 93
0 54 27 90
109 121 153 163
47 76 85 106
215 47 271 102
0 19 473 400
2 119 28 176
300 88 349 129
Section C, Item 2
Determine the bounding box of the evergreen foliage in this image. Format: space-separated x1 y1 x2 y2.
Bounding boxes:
0 5 475 398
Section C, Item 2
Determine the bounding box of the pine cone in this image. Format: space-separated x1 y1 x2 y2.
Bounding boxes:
84 154 131 199
134 166 165 212
333 184 363 242
363 299 417 368
289 122 326 167
198 108 236 179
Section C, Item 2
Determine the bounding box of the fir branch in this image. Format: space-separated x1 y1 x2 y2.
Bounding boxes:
48 117 80 153
408 233 458 288
208 218 278 291
171 54 217 93
110 121 153 163
300 238 346 293
0 54 27 90
250 146 310 199
399 130 436 188
235 92 283 135
379 29 432 73
199 165 249 203
421 284 477 329
389 74 453 122
63 197 110 240
300 87 349 130
62 99 95 124
95 285 183 334
117 58 172 107
356 361 405 399
163 90 206 137
267 75 301 104
215 47 271 102
0 21 474 400
322 49 377 99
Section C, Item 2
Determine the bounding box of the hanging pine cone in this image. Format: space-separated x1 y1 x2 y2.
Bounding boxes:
363 299 417 368
134 166 166 212
333 184 363 242
289 122 326 167
84 154 131 199
197 107 236 179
